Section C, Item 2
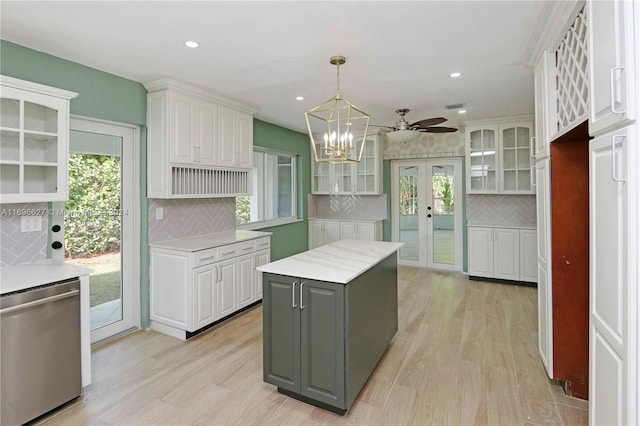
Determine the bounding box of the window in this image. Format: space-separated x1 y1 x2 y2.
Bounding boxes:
236 150 297 227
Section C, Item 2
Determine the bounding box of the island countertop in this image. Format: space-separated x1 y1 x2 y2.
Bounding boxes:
257 239 403 284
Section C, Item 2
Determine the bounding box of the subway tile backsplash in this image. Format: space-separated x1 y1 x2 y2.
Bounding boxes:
0 203 48 267
308 194 387 220
466 194 537 226
148 198 236 243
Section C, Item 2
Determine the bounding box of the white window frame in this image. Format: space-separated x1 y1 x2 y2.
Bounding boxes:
236 148 299 230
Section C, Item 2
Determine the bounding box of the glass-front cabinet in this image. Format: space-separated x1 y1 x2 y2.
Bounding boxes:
0 77 77 203
465 117 534 195
500 122 534 193
467 125 498 193
311 133 382 195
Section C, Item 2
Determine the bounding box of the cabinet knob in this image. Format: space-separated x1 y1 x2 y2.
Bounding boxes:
427 214 432 218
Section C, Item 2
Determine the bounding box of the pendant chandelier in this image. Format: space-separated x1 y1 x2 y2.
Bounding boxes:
305 56 371 163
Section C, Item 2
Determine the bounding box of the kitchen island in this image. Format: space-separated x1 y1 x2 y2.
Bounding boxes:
257 239 402 414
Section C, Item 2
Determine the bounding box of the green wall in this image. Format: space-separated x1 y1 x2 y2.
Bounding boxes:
252 119 311 260
1 40 151 326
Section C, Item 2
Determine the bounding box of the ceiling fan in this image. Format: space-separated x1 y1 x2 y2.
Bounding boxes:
373 109 458 143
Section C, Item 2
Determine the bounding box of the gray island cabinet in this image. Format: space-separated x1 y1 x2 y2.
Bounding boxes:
257 240 403 414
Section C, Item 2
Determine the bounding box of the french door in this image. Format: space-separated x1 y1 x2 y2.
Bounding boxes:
391 158 463 270
63 117 139 343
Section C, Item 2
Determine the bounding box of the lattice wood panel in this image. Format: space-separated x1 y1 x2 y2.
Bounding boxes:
556 8 589 133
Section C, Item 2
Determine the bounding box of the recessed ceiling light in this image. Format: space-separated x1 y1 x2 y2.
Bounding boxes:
184 41 199 48
450 72 462 78
458 109 467 114
295 96 304 101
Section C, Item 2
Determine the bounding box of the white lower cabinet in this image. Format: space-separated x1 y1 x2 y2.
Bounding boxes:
468 226 537 283
255 249 270 300
309 219 383 249
308 219 340 249
193 265 217 330
150 236 270 339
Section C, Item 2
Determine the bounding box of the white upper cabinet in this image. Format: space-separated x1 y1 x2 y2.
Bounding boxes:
465 117 534 194
466 125 498 193
499 122 534 194
168 91 217 166
534 51 556 160
217 106 253 169
311 133 382 195
0 76 77 203
588 0 636 136
144 78 257 198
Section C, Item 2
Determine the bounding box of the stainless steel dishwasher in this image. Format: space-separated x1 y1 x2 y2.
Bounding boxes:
1 278 82 425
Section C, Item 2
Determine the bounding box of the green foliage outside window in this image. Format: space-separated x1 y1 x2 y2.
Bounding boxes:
236 195 250 224
64 154 121 258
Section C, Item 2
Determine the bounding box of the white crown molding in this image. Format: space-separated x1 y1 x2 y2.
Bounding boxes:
463 114 534 127
143 77 258 115
524 0 585 66
0 74 78 99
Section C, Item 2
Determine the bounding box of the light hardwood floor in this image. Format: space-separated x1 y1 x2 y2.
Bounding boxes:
42 267 588 425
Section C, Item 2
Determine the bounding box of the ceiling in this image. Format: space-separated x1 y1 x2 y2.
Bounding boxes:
0 1 548 134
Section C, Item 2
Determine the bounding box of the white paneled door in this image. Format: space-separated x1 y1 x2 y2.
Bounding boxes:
391 159 463 270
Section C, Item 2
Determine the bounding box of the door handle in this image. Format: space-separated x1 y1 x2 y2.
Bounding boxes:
0 290 79 315
611 135 627 182
610 67 625 115
530 136 536 158
292 281 297 308
299 282 305 310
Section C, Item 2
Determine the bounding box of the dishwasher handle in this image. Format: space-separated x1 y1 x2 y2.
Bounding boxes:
0 289 79 315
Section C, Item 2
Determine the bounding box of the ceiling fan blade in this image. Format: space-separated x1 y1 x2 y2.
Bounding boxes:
410 117 447 128
369 124 395 129
422 126 459 133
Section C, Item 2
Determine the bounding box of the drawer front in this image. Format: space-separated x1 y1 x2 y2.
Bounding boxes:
192 248 218 268
255 237 271 251
237 239 257 255
217 244 238 260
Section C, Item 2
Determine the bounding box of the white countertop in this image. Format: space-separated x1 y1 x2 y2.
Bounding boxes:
149 230 273 252
257 239 403 284
467 223 537 230
1 259 93 294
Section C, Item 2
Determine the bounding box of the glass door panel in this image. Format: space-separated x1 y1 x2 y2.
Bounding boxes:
60 119 138 344
428 164 455 266
64 131 123 332
397 165 422 263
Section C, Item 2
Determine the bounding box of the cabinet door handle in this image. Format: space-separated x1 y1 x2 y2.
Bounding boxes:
299 282 305 309
221 250 236 256
193 146 198 162
198 255 215 262
292 281 297 308
530 137 536 158
610 67 625 115
611 135 627 182
531 165 537 187
216 265 221 282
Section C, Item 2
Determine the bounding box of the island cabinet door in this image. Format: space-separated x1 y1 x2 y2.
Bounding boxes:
300 280 345 407
263 273 301 393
